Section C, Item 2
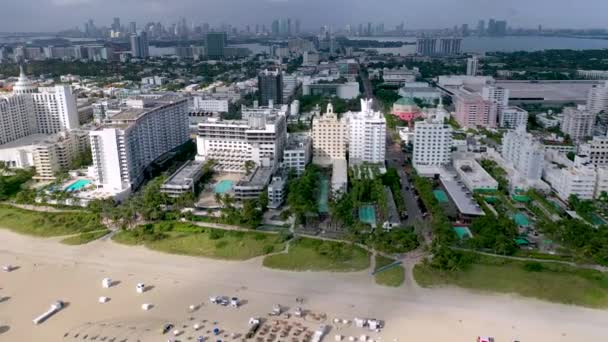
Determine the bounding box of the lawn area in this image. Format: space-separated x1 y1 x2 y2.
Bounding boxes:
112 222 285 260
263 238 370 272
60 229 110 245
413 254 608 308
374 255 405 287
0 204 105 237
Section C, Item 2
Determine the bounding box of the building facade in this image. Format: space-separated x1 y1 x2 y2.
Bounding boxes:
499 106 529 129
579 136 608 167
205 32 227 59
413 114 452 170
344 99 386 164
502 125 544 181
258 69 283 106
454 89 498 128
130 31 149 58
90 96 189 192
587 81 608 114
560 106 595 142
196 113 287 172
283 134 311 176
311 104 346 165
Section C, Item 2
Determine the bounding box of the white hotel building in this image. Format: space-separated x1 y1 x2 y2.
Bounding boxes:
0 67 81 180
502 125 544 181
89 95 189 192
413 104 452 173
344 99 386 165
195 113 287 173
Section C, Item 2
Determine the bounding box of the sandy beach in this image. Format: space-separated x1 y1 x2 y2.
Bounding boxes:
0 229 606 342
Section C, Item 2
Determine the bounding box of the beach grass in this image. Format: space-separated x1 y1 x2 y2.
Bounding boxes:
374 255 405 287
413 254 608 308
60 229 110 245
112 222 285 260
0 204 105 237
263 237 370 272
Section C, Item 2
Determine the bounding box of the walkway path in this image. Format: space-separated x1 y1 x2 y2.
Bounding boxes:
451 247 608 272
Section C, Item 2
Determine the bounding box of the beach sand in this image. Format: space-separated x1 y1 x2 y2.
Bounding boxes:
0 229 606 342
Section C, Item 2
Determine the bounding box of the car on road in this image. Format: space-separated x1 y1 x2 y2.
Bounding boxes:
161 323 174 334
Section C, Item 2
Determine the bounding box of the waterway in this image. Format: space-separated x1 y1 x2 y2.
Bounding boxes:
350 35 608 55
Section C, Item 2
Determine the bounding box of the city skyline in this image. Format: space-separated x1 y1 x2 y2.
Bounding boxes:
1 0 608 32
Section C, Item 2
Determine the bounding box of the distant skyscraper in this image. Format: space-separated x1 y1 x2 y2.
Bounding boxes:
130 31 149 58
438 38 462 55
466 56 479 76
129 21 137 34
258 69 283 106
461 24 469 37
205 32 227 59
416 38 437 56
112 17 121 32
295 19 301 35
271 20 280 36
477 20 485 36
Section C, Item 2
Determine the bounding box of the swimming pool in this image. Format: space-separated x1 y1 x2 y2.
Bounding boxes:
65 179 92 192
359 205 376 226
214 180 234 194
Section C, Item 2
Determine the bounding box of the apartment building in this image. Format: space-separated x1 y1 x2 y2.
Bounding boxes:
586 80 608 114
502 125 544 181
32 85 79 134
283 134 312 176
579 136 608 167
543 156 597 201
499 106 529 129
413 111 453 172
90 95 189 192
560 106 595 142
344 99 386 164
453 88 498 128
311 104 346 165
196 113 287 173
0 130 89 180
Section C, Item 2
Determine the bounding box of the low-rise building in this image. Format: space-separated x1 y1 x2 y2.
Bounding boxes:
160 160 204 198
331 158 348 195
267 175 287 209
454 158 498 192
283 134 311 176
543 156 597 201
233 167 274 200
0 130 89 181
382 67 418 86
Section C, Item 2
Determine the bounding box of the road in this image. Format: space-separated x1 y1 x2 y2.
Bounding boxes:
359 67 423 227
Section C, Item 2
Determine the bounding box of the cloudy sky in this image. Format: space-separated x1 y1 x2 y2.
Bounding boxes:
1 0 607 32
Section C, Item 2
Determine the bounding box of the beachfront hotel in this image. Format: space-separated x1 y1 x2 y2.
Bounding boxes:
89 95 189 192
344 99 387 165
195 110 287 173
311 103 346 166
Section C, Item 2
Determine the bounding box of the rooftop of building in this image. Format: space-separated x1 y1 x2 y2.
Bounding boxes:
441 179 486 216
162 160 204 188
235 166 274 189
0 132 81 149
454 158 498 189
286 134 311 149
106 94 186 122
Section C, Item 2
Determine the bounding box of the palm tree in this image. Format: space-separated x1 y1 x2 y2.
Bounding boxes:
244 160 256 175
214 193 223 206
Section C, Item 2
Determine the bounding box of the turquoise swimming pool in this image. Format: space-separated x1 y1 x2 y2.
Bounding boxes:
214 180 234 194
359 205 376 226
65 179 92 192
